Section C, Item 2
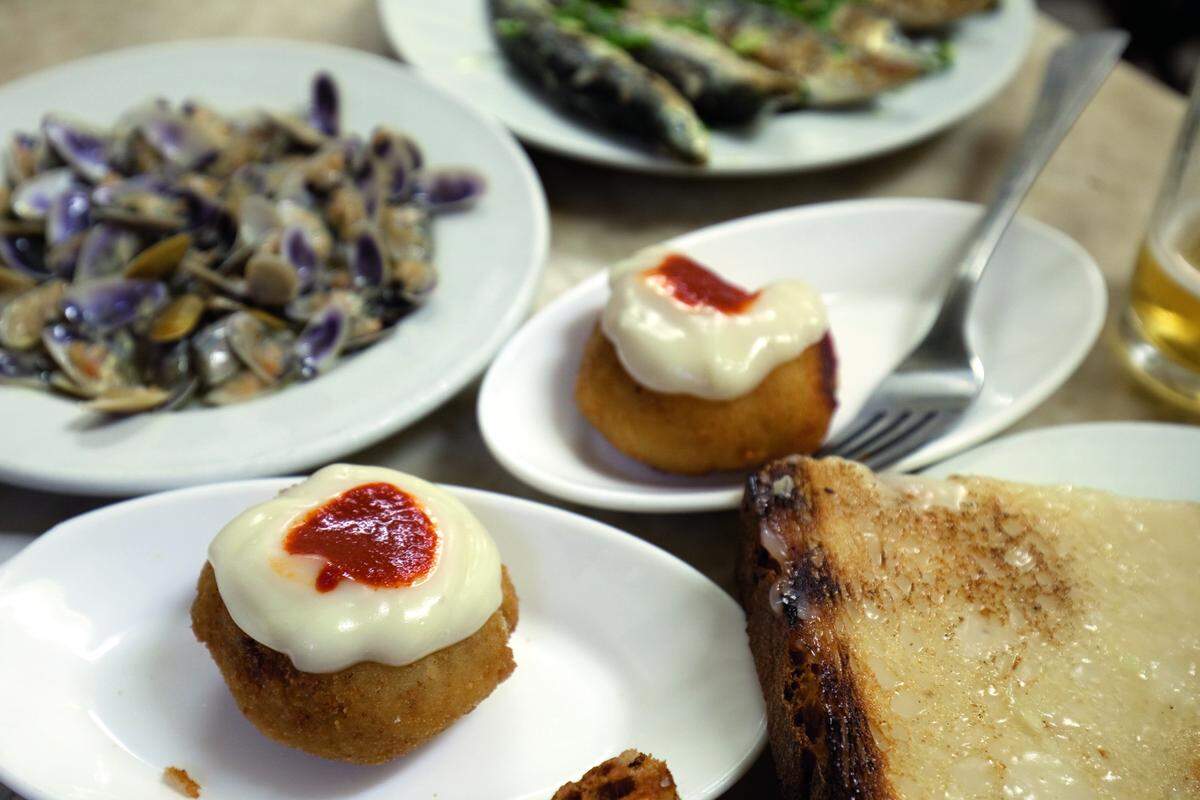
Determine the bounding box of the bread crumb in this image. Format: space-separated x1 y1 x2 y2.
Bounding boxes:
551 749 679 799
163 766 201 798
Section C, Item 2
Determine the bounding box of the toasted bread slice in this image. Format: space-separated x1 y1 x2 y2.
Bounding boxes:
738 456 1200 799
551 750 679 800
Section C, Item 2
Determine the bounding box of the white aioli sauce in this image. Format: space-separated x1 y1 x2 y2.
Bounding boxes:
208 464 503 673
600 248 829 401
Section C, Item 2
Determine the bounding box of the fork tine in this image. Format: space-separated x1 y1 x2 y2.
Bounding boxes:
834 411 913 461
860 411 940 470
819 409 888 456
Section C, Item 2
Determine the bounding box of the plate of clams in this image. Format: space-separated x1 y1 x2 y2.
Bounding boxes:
0 39 548 496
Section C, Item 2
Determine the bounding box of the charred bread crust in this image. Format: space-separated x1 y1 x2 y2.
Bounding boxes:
551 749 680 800
738 457 890 800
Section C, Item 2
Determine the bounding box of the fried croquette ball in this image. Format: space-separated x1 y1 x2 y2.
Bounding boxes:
575 325 837 474
191 562 518 764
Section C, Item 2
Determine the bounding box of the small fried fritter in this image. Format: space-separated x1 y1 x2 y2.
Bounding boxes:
191 562 518 764
575 324 837 474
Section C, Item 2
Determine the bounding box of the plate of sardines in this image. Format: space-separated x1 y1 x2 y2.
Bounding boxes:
378 0 1034 173
0 39 548 496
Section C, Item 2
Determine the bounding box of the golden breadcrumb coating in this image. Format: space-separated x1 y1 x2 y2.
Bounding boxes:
575 324 836 474
191 562 517 764
162 766 201 798
552 749 680 800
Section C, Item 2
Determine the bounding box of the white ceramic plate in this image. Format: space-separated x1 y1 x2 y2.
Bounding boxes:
924 421 1200 501
0 40 548 496
478 199 1106 513
0 480 765 800
377 0 1034 175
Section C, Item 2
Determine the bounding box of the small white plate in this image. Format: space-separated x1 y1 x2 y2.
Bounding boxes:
0 40 548 496
377 0 1034 175
924 421 1200 500
0 481 765 800
478 199 1106 513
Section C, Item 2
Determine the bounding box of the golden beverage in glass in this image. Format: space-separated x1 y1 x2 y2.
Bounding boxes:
1117 68 1200 409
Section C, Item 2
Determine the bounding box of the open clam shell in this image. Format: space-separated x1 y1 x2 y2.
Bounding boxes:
11 168 78 221
414 167 486 212
62 278 167 333
309 72 340 137
42 115 111 182
0 280 66 350
74 224 141 284
294 303 348 379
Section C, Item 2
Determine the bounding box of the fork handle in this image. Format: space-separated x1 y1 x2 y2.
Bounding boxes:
921 31 1129 348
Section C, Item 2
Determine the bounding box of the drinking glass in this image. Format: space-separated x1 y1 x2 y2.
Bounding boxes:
1117 65 1200 410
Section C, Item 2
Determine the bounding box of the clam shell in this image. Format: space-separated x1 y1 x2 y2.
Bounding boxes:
191 318 240 387
149 294 204 343
351 225 385 289
125 232 192 281
0 346 51 388
277 200 332 260
41 324 126 397
11 168 78 221
295 304 347 378
84 385 171 415
204 369 270 405
414 167 486 212
138 107 219 170
236 195 280 249
3 133 40 185
74 224 141 284
42 115 110 183
310 72 340 137
267 111 328 150
245 253 299 307
0 235 47 277
62 278 167 332
0 280 66 350
0 265 37 294
46 187 91 247
226 311 292 383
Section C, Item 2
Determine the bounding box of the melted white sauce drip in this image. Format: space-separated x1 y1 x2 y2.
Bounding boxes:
601 248 829 400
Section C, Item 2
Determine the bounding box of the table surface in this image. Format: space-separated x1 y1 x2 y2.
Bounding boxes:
0 1 1192 798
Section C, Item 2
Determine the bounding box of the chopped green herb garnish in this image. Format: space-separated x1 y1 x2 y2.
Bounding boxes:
744 0 851 26
730 28 769 55
935 40 955 69
494 18 528 37
553 0 654 50
661 9 712 35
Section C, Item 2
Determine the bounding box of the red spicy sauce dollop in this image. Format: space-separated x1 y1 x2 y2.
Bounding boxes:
284 482 439 593
645 253 760 314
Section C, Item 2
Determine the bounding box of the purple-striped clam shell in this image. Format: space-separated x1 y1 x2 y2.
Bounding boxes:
42 115 110 183
62 278 167 332
414 168 486 212
47 188 91 246
0 235 47 277
295 304 347 379
74 223 140 283
352 228 385 289
282 225 318 289
10 168 78 221
309 72 340 137
138 108 218 170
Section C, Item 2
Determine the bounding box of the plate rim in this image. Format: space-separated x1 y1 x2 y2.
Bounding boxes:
0 37 550 497
375 0 1036 176
922 420 1200 493
0 477 766 800
478 197 1107 513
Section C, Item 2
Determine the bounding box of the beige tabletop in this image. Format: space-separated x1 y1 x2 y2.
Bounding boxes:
0 2 1192 798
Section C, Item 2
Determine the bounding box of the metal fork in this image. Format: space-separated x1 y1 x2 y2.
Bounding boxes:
819 30 1129 471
